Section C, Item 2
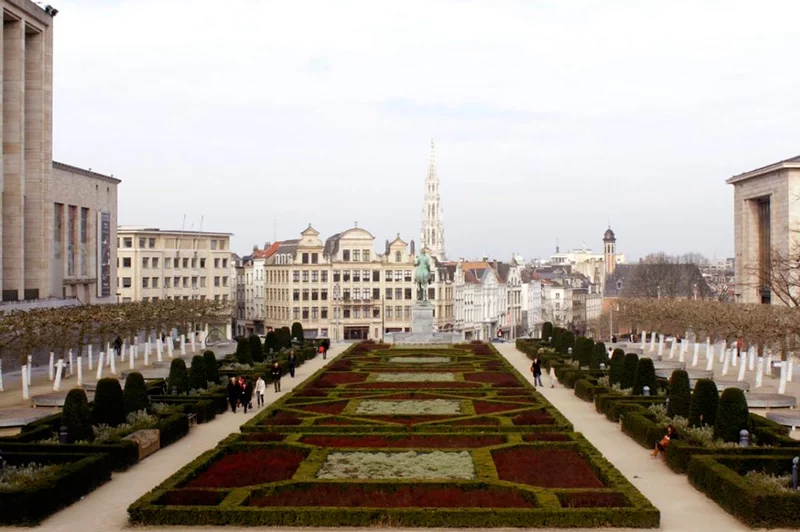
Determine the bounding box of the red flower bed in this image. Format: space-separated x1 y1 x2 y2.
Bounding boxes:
522 433 572 442
250 483 535 508
297 401 348 415
240 432 286 443
349 382 480 389
299 434 506 448
559 491 630 508
363 415 453 426
316 372 368 384
160 489 225 506
435 416 500 426
375 393 447 401
496 389 537 397
187 447 307 488
512 410 556 426
313 417 377 426
483 361 504 371
464 372 523 387
295 388 328 397
328 360 352 371
259 411 304 426
473 401 524 415
493 447 604 488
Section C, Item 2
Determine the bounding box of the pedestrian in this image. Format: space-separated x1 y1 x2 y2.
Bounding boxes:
288 350 297 378
736 337 744 360
652 424 679 458
226 377 240 413
271 361 282 393
113 336 123 358
241 377 253 413
255 375 266 407
531 356 543 387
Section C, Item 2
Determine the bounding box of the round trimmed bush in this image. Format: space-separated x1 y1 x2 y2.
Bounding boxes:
667 369 691 418
612 348 624 358
168 358 189 395
714 388 749 442
561 331 575 354
92 378 126 427
189 355 207 391
249 334 264 363
591 342 609 370
576 337 593 367
291 322 305 343
63 388 93 442
236 337 253 366
203 350 219 384
264 331 279 355
621 353 639 389
689 378 719 427
632 358 656 396
609 352 625 386
123 371 150 415
542 322 554 342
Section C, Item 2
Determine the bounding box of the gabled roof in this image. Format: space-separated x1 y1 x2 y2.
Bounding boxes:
323 233 342 258
253 241 282 259
727 154 800 184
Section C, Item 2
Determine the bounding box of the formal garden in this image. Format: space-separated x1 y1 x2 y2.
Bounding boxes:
520 310 800 529
128 341 659 528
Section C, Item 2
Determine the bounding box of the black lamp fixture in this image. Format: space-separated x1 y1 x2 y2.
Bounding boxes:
44 4 58 16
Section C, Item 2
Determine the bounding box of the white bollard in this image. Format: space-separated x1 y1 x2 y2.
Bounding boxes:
180 335 186 355
88 345 94 371
200 331 207 350
129 348 135 370
77 356 83 387
641 330 647 351
145 341 150 359
96 352 105 380
705 338 711 359
732 348 738 368
788 356 795 383
157 339 163 362
48 352 55 381
26 355 32 385
650 332 656 352
668 341 676 360
120 343 126 362
748 346 756 372
68 349 74 377
21 364 29 399
737 352 747 382
144 345 150 367
168 339 174 358
190 333 196 353
765 353 773 377
678 342 686 364
0 359 4 392
779 361 789 394
755 357 764 388
706 351 715 372
110 349 117 375
53 360 63 392
691 343 700 367
721 349 731 376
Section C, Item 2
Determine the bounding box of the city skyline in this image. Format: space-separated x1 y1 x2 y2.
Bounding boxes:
51 1 800 261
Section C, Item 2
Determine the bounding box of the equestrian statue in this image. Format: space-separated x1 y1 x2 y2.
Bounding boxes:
414 249 432 302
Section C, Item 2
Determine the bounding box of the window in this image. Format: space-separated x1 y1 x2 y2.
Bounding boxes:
302 307 309 319
152 257 160 268
123 237 132 248
312 307 319 320
385 270 393 282
312 271 319 282
343 270 351 282
373 307 380 318
293 271 300 282
321 271 328 282
152 277 159 288
142 277 149 288
182 258 189 268
321 289 328 301
362 270 370 282
164 277 171 288
312 253 319 264
149 237 156 248
142 257 149 269
428 287 435 300
165 258 172 268
174 276 180 287
396 251 402 262
210 240 218 250
122 277 132 288
122 257 131 268
302 253 309 264
183 277 189 288
67 206 76 276
363 250 370 261
200 277 206 288
373 270 380 282
343 308 351 318
373 288 380 300
343 250 350 261
353 250 361 262
191 258 197 268
303 289 309 301
404 288 412 300
139 237 146 248
214 258 220 268
387 306 393 318
394 271 402 282
321 308 328 319
222 276 229 287
386 288 393 300
223 259 228 268
200 258 206 268
142 297 149 302
333 270 341 282
353 307 360 318
192 276 198 289
395 306 402 319
293 307 300 319
405 306 411 319
80 208 88 276
343 288 351 301
312 289 319 301
353 270 361 282
214 276 220 287
302 270 309 282
404 270 412 282
293 289 300 301
395 288 402 300
353 288 361 300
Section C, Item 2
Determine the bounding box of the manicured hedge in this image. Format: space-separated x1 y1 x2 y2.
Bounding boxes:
0 452 112 525
0 440 139 471
574 379 606 402
665 438 800 474
621 409 664 449
157 413 191 447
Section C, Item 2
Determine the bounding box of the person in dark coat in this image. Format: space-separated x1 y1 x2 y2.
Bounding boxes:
241 378 254 413
271 361 282 392
288 351 297 378
226 377 241 413
113 336 123 358
531 357 543 387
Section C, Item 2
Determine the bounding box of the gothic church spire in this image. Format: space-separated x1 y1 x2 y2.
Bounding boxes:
421 139 446 261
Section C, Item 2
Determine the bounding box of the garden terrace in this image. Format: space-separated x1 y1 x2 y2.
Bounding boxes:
129 342 659 528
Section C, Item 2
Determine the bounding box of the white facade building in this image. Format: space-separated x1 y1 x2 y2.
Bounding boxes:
521 272 543 338
540 279 573 329
453 261 510 341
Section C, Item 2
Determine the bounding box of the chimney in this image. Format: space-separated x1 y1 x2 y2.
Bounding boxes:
264 242 270 250
252 245 258 252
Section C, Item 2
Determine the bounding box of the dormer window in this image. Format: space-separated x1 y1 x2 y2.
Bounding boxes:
395 251 402 262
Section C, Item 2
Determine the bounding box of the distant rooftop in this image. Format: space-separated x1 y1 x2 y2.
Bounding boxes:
117 226 233 236
53 161 122 184
727 154 800 184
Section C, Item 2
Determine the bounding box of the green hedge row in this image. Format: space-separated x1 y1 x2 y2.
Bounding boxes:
0 439 139 471
157 414 191 448
0 452 112 525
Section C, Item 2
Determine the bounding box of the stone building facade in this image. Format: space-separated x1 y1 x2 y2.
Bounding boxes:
727 155 800 304
116 228 233 304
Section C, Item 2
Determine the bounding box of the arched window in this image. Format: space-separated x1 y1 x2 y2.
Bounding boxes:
396 251 401 262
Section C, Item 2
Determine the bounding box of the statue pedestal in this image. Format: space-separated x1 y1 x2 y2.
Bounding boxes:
411 302 434 336
387 301 461 345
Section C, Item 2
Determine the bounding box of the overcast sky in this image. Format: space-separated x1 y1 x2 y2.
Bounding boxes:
52 1 800 263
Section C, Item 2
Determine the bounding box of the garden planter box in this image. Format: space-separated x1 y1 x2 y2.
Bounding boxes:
124 429 160 460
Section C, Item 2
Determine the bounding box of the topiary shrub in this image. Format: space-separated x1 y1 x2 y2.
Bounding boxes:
189 355 207 391
92 378 126 427
590 342 608 370
714 388 749 442
168 358 189 395
689 378 719 428
632 358 655 396
203 350 219 384
264 331 279 355
542 322 554 342
291 322 305 343
612 347 624 358
63 388 93 442
622 353 639 389
576 337 593 367
248 334 264 363
667 369 691 418
123 372 150 415
561 331 575 354
609 352 625 386
235 337 253 366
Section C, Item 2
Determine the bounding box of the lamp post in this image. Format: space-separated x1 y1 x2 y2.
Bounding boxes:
333 283 341 343
381 296 385 342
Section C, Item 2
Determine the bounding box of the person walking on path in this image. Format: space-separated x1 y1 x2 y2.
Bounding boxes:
271 361 282 393
113 336 123 358
241 378 253 414
288 351 297 378
255 375 266 407
531 356 543 387
226 377 241 413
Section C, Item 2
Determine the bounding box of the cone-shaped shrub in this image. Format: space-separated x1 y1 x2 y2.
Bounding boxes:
578 337 594 367
542 322 554 342
609 352 625 386
689 378 719 427
612 348 624 358
92 378 126 427
667 369 691 418
714 388 749 442
189 355 207 390
203 350 219 385
632 358 656 396
291 322 305 343
621 353 639 389
63 388 93 442
168 358 189 395
236 338 253 366
248 334 264 363
561 331 575 355
123 372 150 415
264 331 279 355
591 342 609 370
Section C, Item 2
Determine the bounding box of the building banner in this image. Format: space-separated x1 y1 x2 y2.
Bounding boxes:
97 211 111 297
